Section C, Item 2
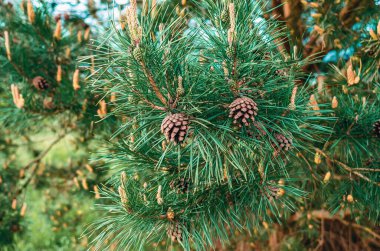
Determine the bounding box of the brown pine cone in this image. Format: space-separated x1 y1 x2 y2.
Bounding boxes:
373 120 380 138
32 76 49 90
228 97 258 127
170 178 191 194
274 133 293 151
167 221 184 242
161 113 189 145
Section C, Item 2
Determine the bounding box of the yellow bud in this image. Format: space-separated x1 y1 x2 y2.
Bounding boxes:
151 0 157 18
20 203 27 216
110 92 116 102
314 25 324 35
54 20 62 40
118 186 128 205
93 185 100 199
309 94 320 112
323 171 331 183
347 64 360 86
314 152 322 165
334 39 342 49
277 188 285 197
309 2 319 8
161 140 167 150
369 29 378 40
347 194 354 203
77 30 82 43
11 198 17 210
97 100 107 118
27 0 35 24
4 31 11 61
72 69 80 90
56 65 62 83
65 47 71 58
81 178 89 190
166 208 175 220
120 171 127 184
331 96 338 109
85 164 94 173
311 13 322 19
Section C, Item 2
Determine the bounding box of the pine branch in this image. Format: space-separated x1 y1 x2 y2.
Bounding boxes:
291 209 380 240
316 148 380 186
17 132 67 194
139 59 168 106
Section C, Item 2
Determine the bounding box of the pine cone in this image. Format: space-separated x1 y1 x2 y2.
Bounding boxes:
170 178 191 194
274 133 293 151
167 221 184 242
133 47 143 61
373 120 380 138
228 97 258 127
226 46 235 58
161 113 190 145
220 9 229 23
32 76 49 90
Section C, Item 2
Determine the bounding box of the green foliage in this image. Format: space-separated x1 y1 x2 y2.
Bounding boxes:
86 0 333 250
0 1 118 249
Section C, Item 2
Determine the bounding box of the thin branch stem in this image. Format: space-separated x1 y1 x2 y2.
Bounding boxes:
139 60 167 106
10 60 30 82
316 148 380 187
298 152 318 181
292 210 380 240
17 133 67 194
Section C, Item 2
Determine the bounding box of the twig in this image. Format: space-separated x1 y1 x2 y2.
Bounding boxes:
10 61 30 82
17 133 66 193
298 152 318 182
132 89 166 111
316 148 380 187
291 210 380 240
351 167 380 172
139 60 167 106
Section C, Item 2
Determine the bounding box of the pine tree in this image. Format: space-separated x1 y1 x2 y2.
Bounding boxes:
304 2 380 241
0 1 117 247
87 0 332 250
1 0 379 250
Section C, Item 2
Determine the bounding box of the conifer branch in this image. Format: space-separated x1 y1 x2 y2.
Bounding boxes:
291 210 380 240
17 133 67 194
22 133 66 171
316 148 380 186
139 60 168 106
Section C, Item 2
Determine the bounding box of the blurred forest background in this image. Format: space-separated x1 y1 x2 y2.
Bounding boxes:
0 0 379 250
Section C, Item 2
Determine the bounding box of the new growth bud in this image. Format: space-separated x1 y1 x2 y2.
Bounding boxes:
27 0 35 24
4 31 11 61
126 0 142 45
54 20 62 40
11 84 25 109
